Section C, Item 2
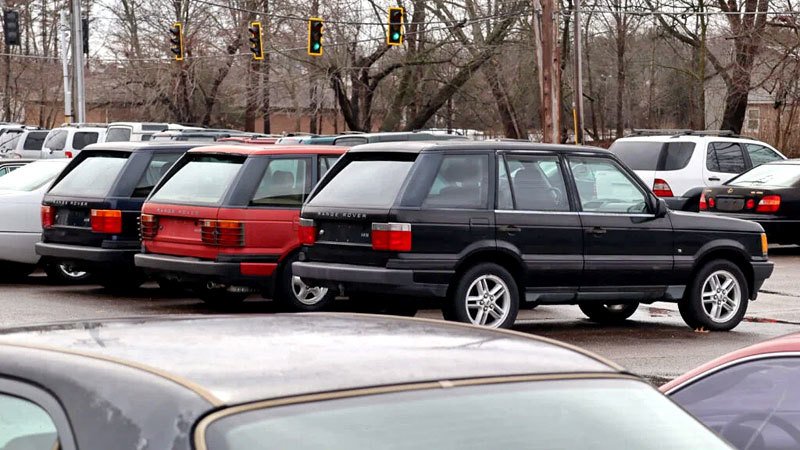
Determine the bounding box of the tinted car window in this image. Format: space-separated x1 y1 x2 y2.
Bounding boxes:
49 154 128 197
671 357 800 450
251 158 310 207
423 154 489 209
205 379 728 450
309 156 415 208
334 137 368 146
105 127 132 142
608 141 663 170
746 144 783 167
318 156 339 177
707 142 746 173
131 153 184 198
43 130 67 151
662 142 695 170
23 132 48 150
72 132 99 150
0 393 59 449
500 155 569 211
149 155 243 205
569 157 647 214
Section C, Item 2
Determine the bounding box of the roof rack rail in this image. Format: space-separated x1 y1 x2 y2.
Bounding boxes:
671 130 739 138
628 129 692 136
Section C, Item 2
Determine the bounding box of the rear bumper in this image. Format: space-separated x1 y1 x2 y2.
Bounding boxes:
292 261 449 297
35 242 137 266
751 261 774 299
135 253 275 288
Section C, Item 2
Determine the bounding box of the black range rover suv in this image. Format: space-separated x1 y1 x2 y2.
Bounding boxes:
293 141 774 330
36 141 207 289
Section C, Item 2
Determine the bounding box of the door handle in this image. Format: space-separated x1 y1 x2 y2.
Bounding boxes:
708 177 721 182
498 225 521 234
588 227 607 235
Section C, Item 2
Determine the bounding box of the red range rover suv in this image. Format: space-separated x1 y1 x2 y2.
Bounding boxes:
134 145 345 308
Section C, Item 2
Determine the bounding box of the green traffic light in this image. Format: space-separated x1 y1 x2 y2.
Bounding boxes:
392 32 400 41
313 43 320 51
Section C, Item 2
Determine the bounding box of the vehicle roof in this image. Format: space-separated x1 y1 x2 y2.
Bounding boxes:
0 159 35 164
661 332 800 393
615 134 776 145
762 158 800 165
81 141 210 152
188 144 347 156
348 140 612 155
0 314 623 405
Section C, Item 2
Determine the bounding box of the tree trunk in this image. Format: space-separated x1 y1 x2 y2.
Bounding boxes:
614 14 625 138
484 61 521 139
720 45 753 134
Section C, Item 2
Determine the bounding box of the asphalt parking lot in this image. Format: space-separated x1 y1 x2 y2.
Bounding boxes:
3 246 799 385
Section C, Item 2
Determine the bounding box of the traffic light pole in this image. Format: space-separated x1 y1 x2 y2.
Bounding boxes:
60 10 73 123
71 0 85 123
572 0 585 145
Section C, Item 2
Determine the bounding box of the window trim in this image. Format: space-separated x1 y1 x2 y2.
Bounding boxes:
706 141 747 173
497 152 574 213
419 152 493 211
0 377 77 450
564 154 654 216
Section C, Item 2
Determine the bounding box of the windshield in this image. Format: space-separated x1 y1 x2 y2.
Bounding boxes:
0 161 67 191
309 156 415 208
728 164 800 187
204 379 728 450
149 155 244 205
48 153 129 197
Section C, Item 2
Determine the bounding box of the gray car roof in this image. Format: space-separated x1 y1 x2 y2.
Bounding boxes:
347 140 613 154
0 314 622 405
81 141 209 152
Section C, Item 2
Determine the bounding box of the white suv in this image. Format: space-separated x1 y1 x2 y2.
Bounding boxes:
41 124 107 159
609 131 786 210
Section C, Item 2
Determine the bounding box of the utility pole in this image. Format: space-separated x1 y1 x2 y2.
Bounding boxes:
532 0 561 143
59 10 73 123
71 0 86 123
261 0 271 134
572 0 584 144
308 0 320 134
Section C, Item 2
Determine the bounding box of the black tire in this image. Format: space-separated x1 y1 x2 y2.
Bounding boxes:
579 302 639 324
274 254 336 312
679 259 749 331
448 263 519 329
196 288 248 307
43 261 90 284
349 293 419 317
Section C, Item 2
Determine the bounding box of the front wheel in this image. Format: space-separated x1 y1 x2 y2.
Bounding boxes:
275 255 335 312
679 260 748 331
447 263 519 329
579 302 638 324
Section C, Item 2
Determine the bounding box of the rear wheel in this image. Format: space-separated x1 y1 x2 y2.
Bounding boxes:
579 302 638 324
448 263 519 329
679 260 748 331
44 261 90 284
275 254 335 312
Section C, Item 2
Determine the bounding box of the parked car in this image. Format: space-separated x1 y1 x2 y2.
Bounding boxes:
36 142 208 289
0 314 730 450
663 332 800 449
41 124 107 159
294 141 774 330
103 122 172 142
1 129 50 159
609 130 786 211
217 136 280 145
134 144 345 307
0 160 70 279
332 131 467 146
0 159 33 176
699 160 800 246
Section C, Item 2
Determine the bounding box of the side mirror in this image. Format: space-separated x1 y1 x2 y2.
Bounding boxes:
654 198 668 218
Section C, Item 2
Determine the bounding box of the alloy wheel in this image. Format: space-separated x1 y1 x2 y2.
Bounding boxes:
701 270 742 323
464 274 511 328
291 276 329 306
59 263 87 280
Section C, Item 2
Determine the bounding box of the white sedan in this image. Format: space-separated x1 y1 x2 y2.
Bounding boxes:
0 159 82 281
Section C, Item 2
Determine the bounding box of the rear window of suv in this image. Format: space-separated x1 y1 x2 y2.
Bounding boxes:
309 154 415 208
610 141 695 171
149 154 244 205
49 153 129 197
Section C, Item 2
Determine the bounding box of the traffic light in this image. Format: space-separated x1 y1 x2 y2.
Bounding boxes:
308 18 323 56
248 21 264 61
387 7 403 46
169 22 184 61
3 10 20 47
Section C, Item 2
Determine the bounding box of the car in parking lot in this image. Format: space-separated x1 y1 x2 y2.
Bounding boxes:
134 144 344 307
0 158 33 175
294 141 773 330
103 122 172 142
332 131 467 146
0 314 730 449
2 129 50 158
41 124 107 159
663 332 800 449
36 142 208 289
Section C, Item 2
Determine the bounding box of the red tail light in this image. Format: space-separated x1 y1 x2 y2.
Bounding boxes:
699 193 708 211
41 206 55 229
140 214 158 240
652 179 674 197
746 199 756 210
65 151 73 158
756 195 781 213
708 197 716 209
298 218 316 245
372 223 412 252
90 209 122 234
200 220 245 247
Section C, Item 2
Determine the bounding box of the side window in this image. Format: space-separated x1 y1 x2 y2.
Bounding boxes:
568 157 648 214
318 156 339 178
43 131 67 151
0 393 59 449
422 154 489 209
24 133 47 151
132 153 184 198
0 167 8 176
502 154 569 212
497 157 513 210
251 158 311 207
72 132 99 150
671 357 800 450
707 142 746 173
746 144 783 167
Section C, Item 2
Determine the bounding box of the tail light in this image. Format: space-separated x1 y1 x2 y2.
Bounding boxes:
65 151 73 158
140 214 159 240
699 193 708 211
746 199 756 210
652 179 674 197
372 222 412 252
41 206 55 229
708 197 716 209
90 209 122 234
298 218 316 245
200 220 245 247
756 195 781 213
